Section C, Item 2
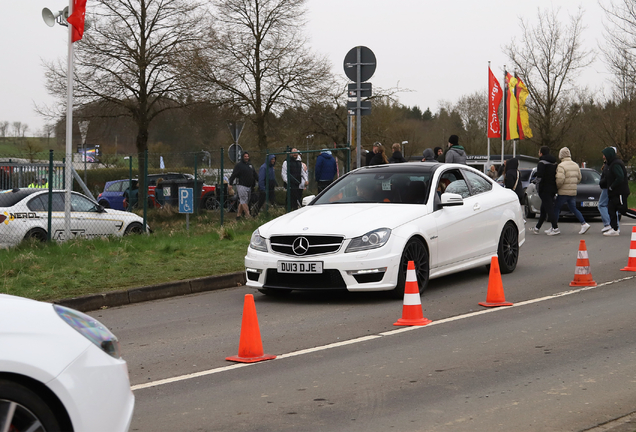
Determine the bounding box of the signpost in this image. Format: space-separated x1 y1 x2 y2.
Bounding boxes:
227 121 245 163
343 46 376 168
179 187 194 231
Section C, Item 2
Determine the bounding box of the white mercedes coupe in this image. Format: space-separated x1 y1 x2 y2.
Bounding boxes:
245 163 525 297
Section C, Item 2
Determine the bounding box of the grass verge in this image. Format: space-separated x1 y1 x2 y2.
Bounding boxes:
0 207 284 302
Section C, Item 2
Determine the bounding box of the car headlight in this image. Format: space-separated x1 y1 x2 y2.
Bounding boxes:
345 228 391 253
53 304 121 359
249 229 268 252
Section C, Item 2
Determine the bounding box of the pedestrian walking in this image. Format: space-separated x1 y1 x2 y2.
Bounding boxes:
503 157 524 205
388 142 407 163
598 147 620 233
551 147 590 236
601 146 631 236
444 135 467 164
528 146 558 235
315 149 338 193
229 151 258 220
281 148 307 210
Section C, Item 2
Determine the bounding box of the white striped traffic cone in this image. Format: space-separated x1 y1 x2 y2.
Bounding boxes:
570 240 597 287
621 226 636 272
393 261 432 326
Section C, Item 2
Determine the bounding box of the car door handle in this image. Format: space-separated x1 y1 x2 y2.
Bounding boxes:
473 203 481 211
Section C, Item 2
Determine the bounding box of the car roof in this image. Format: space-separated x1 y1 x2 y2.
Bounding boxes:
0 188 41 207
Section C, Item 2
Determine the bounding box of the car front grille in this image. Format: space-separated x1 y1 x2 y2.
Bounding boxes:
270 235 344 257
264 269 347 290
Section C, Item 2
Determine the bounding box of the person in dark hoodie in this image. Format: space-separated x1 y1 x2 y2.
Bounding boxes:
315 149 338 192
504 157 524 205
528 146 558 235
601 146 631 236
229 151 258 219
388 142 407 163
257 154 277 211
422 148 437 162
445 135 467 164
433 146 444 163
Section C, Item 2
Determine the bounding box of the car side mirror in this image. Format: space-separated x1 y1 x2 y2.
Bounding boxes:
95 204 105 213
302 195 315 207
440 192 463 207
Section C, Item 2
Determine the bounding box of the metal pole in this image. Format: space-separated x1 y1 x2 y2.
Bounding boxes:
194 153 198 213
64 0 74 241
47 150 54 242
220 147 224 226
265 149 270 212
502 66 506 165
143 149 148 231
356 46 362 169
487 61 491 173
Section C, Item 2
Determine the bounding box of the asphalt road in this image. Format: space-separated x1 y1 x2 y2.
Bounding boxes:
91 220 636 432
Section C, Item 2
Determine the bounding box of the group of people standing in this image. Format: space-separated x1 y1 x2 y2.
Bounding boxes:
364 134 468 166
526 145 631 237
228 147 340 219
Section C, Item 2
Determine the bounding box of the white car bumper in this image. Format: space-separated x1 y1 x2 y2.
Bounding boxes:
245 240 404 292
48 345 135 432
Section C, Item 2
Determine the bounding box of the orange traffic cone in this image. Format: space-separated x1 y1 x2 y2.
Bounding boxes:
621 226 636 272
226 294 276 363
394 261 432 326
479 256 513 307
569 240 597 287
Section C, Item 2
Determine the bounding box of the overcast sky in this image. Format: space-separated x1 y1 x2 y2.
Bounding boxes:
1 0 610 136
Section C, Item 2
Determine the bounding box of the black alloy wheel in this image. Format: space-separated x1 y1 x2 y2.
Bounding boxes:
124 222 144 235
524 196 535 218
391 238 429 299
0 380 61 432
497 222 519 274
24 228 47 243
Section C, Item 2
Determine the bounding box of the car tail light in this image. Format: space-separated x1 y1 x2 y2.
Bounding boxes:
97 193 102 199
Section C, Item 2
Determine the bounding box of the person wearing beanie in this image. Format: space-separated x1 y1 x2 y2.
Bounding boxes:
551 147 590 235
433 146 444 163
388 142 407 163
528 146 558 235
599 146 620 233
365 142 382 166
422 148 437 162
445 135 467 164
601 146 631 236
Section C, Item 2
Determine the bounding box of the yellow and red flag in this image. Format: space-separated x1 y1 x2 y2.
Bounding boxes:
488 67 502 138
505 73 519 140
515 77 533 140
67 0 87 43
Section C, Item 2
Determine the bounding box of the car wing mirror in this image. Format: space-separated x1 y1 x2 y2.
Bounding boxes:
440 192 463 207
302 195 315 206
95 204 105 213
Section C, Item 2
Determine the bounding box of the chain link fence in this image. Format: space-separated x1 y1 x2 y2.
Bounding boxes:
0 147 351 248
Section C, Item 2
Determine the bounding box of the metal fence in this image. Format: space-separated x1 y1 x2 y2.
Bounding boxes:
0 147 351 248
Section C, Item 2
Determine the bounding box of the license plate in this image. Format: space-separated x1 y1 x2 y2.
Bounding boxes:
581 201 598 207
277 261 323 274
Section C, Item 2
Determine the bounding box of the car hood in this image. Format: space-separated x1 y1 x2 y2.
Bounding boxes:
258 203 428 238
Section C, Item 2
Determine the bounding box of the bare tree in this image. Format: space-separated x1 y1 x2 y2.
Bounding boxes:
186 0 333 150
598 0 636 161
504 7 593 149
44 0 205 196
0 121 9 139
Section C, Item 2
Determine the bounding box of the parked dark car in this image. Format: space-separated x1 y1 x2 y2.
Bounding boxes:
524 167 601 219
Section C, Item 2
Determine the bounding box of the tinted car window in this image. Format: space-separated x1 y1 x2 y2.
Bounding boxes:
580 170 600 185
27 194 47 211
0 190 37 207
71 193 98 212
463 170 493 196
106 181 123 192
440 169 470 199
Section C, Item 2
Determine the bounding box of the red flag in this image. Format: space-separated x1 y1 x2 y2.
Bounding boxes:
487 67 503 138
67 0 87 43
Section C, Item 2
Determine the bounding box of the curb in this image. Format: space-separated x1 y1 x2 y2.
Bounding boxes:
54 272 246 312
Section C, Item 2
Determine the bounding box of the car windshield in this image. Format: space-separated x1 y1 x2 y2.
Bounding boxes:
313 171 432 205
580 170 601 185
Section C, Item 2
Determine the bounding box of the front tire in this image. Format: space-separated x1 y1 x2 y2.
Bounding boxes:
0 379 61 432
390 238 429 299
202 193 219 210
498 222 519 274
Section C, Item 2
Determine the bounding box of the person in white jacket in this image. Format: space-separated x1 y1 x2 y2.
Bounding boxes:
549 147 590 236
281 148 308 210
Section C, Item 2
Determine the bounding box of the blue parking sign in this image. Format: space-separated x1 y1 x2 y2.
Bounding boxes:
179 188 194 214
